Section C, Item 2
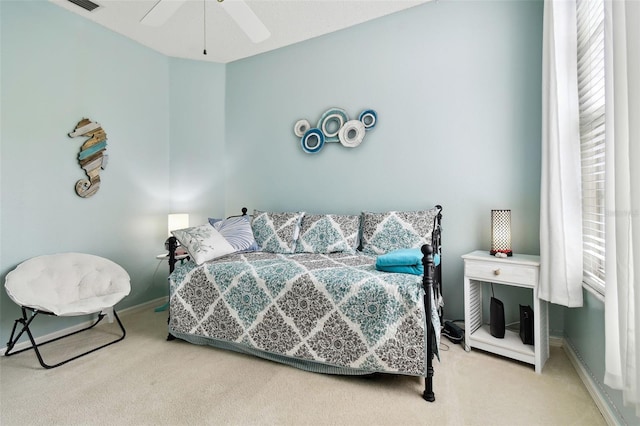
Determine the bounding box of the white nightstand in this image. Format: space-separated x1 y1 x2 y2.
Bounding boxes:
462 250 549 373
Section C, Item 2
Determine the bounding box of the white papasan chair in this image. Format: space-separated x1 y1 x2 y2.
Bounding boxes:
4 253 131 368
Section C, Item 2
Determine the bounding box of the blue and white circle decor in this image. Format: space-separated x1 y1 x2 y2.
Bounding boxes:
358 109 377 130
301 128 325 154
294 119 311 138
294 107 377 154
317 108 348 143
338 120 366 148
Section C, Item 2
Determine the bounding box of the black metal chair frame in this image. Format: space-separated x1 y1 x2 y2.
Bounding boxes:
4 306 126 369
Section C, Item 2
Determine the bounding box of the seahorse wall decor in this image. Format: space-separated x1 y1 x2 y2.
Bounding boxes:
68 118 108 198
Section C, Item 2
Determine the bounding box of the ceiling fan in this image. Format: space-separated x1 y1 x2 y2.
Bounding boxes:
140 0 271 44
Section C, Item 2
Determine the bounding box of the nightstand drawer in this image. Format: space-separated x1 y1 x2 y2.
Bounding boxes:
465 260 537 287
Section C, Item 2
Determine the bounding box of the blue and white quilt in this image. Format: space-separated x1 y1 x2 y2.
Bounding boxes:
169 251 439 376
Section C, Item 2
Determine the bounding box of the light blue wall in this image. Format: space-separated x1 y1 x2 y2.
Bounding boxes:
1 0 553 339
168 58 227 225
0 0 173 339
225 0 546 324
0 1 228 343
566 291 636 424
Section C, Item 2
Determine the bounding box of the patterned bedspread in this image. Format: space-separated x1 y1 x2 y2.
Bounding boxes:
169 251 439 376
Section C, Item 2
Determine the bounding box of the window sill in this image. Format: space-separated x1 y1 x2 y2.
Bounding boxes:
583 283 605 303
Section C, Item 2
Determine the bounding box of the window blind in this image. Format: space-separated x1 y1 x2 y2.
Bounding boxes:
577 0 606 293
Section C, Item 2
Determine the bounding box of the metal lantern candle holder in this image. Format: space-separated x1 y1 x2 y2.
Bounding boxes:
490 209 513 257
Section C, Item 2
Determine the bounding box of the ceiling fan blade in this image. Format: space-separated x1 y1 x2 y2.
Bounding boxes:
140 0 186 27
220 0 271 43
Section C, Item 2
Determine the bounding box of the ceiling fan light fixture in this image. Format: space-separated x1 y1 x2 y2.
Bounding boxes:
203 0 207 55
140 0 271 48
220 0 271 43
140 0 186 27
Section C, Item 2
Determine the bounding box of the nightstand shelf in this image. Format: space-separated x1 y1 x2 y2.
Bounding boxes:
462 250 549 373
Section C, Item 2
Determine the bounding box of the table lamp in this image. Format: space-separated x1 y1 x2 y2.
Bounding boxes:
168 213 189 237
490 209 512 257
166 213 189 255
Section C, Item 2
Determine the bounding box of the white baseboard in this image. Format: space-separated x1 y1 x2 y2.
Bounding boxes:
549 335 563 347
119 297 168 316
561 338 621 426
0 297 167 356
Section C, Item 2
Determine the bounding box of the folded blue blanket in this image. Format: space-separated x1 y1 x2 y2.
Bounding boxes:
375 248 424 276
376 263 424 275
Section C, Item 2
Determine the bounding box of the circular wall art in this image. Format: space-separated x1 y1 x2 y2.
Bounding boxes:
293 107 377 154
294 119 311 138
359 109 377 130
338 120 366 148
317 108 348 143
301 128 325 154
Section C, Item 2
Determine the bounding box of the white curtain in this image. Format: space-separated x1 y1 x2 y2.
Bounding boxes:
540 0 584 308
603 0 640 416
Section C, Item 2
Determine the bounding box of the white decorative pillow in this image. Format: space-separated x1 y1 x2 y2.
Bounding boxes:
295 214 360 254
251 210 305 254
172 223 236 265
361 208 439 255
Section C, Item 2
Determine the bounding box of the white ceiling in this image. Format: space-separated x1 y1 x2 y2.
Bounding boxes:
48 0 432 63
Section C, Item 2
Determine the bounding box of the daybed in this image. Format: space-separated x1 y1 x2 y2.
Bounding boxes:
166 206 443 401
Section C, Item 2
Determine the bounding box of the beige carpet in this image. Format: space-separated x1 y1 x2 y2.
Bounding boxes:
0 305 604 426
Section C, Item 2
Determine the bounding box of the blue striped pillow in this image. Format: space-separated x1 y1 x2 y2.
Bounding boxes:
208 216 259 252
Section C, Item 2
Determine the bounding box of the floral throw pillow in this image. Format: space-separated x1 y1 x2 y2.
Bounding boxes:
295 214 360 254
172 223 236 265
361 208 439 255
251 210 305 254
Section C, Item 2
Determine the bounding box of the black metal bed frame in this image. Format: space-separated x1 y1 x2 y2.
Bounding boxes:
422 204 443 402
167 205 443 402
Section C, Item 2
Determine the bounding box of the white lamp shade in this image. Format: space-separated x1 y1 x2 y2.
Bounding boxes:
168 213 189 237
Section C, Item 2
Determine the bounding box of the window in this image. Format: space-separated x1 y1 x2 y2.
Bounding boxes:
576 0 606 294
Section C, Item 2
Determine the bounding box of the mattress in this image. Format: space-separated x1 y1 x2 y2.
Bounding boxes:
169 251 439 376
